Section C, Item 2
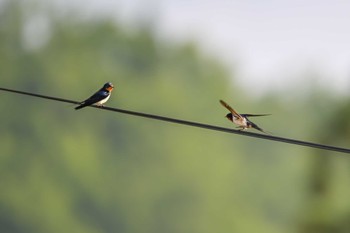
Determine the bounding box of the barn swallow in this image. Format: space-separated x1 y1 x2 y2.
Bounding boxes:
220 99 270 134
75 82 114 110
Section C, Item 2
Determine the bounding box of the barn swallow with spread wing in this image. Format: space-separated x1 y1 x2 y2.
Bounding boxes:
220 99 270 134
75 82 114 110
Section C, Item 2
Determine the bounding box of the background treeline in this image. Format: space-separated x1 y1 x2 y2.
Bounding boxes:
1 1 350 232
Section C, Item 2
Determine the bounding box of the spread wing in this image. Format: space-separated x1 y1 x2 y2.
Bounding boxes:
241 113 271 118
219 100 243 119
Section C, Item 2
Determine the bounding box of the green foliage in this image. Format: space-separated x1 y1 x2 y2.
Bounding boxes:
1 1 350 233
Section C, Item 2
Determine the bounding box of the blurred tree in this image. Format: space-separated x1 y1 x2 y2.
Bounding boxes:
298 98 350 233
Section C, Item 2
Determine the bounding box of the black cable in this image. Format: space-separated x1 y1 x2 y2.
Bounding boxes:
1 87 349 154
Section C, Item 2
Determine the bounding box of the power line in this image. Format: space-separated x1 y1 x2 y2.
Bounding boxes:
1 86 349 154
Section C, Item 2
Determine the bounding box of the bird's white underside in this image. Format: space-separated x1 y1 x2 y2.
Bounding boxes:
95 94 110 106
233 117 247 127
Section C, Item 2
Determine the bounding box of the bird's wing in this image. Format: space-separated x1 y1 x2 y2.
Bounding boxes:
219 100 243 119
241 113 271 118
81 90 108 105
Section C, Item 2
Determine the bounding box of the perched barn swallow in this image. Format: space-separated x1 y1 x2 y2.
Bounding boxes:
220 99 270 134
75 82 114 110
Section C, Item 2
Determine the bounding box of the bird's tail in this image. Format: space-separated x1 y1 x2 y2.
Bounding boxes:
251 122 271 135
75 104 85 110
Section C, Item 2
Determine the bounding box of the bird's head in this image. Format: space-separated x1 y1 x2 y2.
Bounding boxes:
225 113 233 122
103 82 114 92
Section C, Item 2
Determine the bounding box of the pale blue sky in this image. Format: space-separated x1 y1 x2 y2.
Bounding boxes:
50 0 350 95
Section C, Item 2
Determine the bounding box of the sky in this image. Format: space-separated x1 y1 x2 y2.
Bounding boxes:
49 0 350 96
